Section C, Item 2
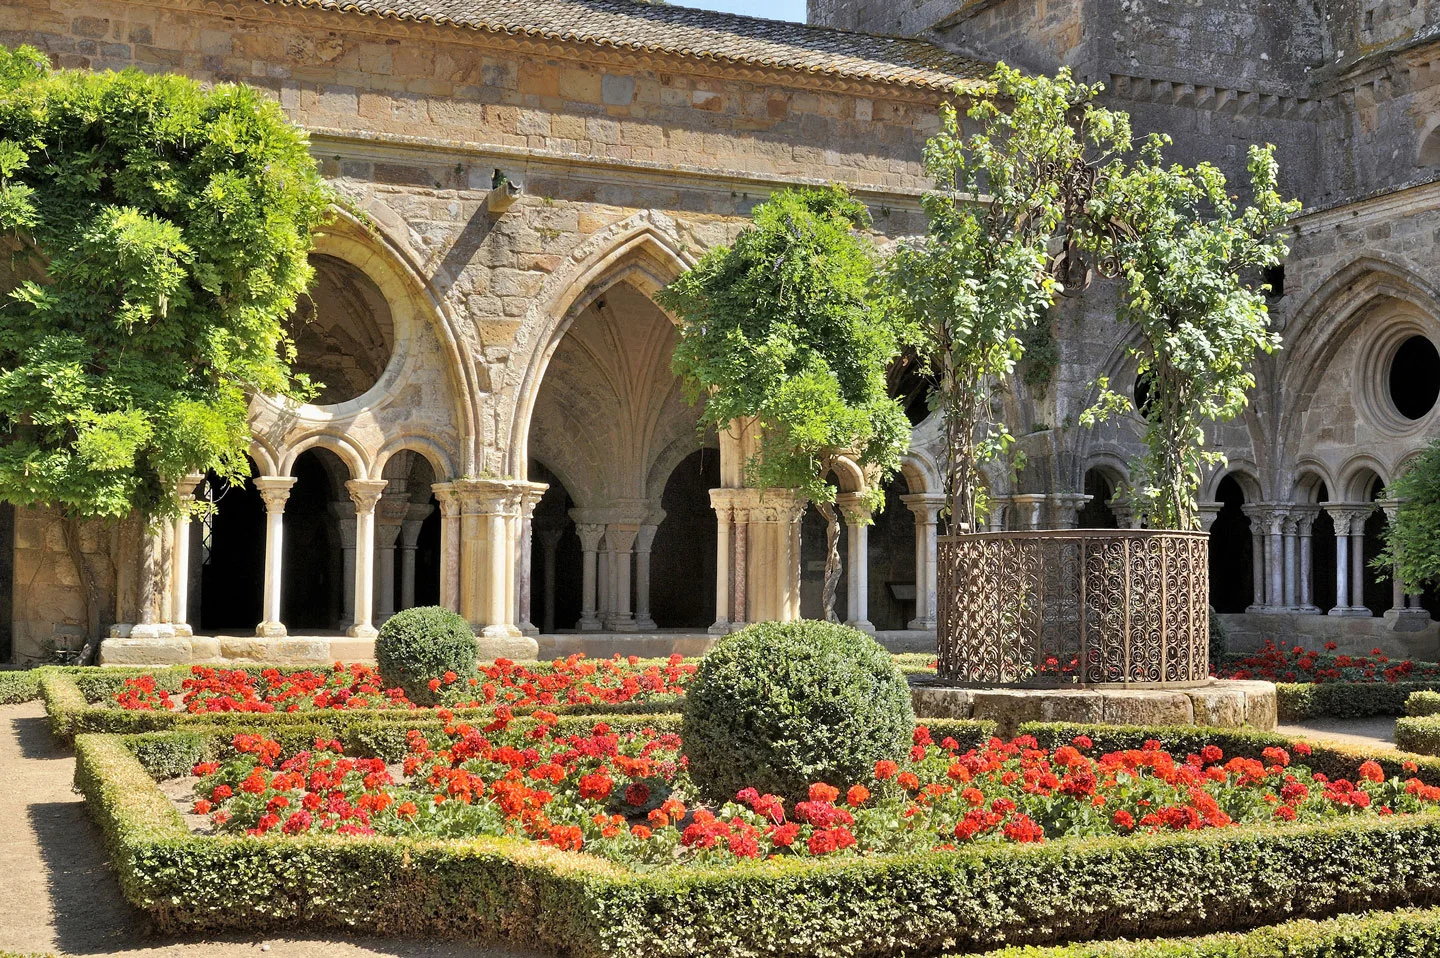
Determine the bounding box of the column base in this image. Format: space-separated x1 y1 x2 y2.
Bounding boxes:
128 622 177 640
519 620 540 637
256 621 288 638
577 616 602 632
1386 608 1433 631
1328 606 1373 617
708 620 731 636
173 623 194 637
906 617 937 631
845 619 877 634
1295 605 1322 615
635 615 657 631
610 617 639 633
347 624 379 639
474 631 540 662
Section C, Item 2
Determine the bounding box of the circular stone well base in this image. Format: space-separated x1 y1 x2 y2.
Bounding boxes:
910 679 1277 739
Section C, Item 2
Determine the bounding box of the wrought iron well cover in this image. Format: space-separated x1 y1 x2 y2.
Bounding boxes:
936 530 1210 688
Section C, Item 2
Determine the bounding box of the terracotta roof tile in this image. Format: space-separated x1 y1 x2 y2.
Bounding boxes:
254 0 990 90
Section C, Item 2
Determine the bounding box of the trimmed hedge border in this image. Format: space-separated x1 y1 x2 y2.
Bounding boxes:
1273 680 1440 721
976 906 1440 957
37 667 690 740
73 723 1440 957
0 669 42 704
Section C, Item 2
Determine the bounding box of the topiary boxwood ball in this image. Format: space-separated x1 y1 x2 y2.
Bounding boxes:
374 605 477 705
682 619 915 802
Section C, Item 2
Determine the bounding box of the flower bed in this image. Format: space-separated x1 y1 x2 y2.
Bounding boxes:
1214 641 1440 719
74 719 1440 956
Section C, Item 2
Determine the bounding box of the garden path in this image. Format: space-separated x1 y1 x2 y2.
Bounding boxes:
1278 717 1397 752
0 701 545 958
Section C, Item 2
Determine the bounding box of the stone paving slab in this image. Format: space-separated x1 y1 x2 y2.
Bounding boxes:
0 701 543 958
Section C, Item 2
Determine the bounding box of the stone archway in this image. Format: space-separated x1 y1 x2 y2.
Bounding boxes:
196 460 267 634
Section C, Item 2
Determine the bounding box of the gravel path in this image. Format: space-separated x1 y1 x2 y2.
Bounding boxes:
0 701 542 958
1278 716 1398 752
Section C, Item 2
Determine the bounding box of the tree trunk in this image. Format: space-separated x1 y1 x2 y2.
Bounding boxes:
61 515 101 665
816 500 842 623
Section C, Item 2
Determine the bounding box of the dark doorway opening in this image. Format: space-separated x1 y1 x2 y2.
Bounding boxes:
1209 475 1253 613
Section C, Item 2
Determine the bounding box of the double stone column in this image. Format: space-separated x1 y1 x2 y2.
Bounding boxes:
570 505 664 632
709 488 807 633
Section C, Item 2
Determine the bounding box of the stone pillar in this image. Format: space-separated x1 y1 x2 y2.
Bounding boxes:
986 497 1010 532
1326 505 1371 616
902 493 946 631
710 488 805 624
1011 493 1046 530
330 501 357 630
635 522 659 631
1378 499 1429 627
1281 511 1298 610
398 502 431 611
432 483 462 613
537 525 564 634
129 517 174 640
255 477 297 638
709 494 733 635
516 488 543 637
603 524 640 632
1293 505 1320 613
373 497 408 624
575 522 604 631
1241 504 1269 611
345 479 387 639
1110 496 1137 530
1048 492 1091 530
171 474 203 636
837 492 874 633
455 478 544 656
1197 502 1222 533
597 543 613 626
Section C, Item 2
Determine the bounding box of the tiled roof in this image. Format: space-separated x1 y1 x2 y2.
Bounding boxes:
254 0 991 90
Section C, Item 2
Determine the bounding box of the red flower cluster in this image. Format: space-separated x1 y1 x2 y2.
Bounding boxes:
1214 640 1440 684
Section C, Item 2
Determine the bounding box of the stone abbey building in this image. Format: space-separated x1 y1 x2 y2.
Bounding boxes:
0 0 1436 664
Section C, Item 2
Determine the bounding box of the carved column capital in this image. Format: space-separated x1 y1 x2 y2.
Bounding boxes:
254 476 297 514
575 522 606 552
835 491 872 526
345 479 388 515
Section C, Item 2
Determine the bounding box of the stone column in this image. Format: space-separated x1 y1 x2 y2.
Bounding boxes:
1378 499 1429 627
733 503 749 625
901 493 946 631
574 522 604 631
1241 504 1269 610
1111 496 1137 531
1011 494 1047 530
721 488 806 624
1326 505 1370 616
605 524 639 632
398 502 431 611
1350 505 1369 616
635 522 659 631
597 542 613 626
1281 511 1298 610
1048 493 1091 530
454 478 544 655
432 483 462 613
1197 502 1222 533
373 497 408 624
1293 505 1320 613
709 493 734 635
516 487 544 637
171 474 203 636
254 477 297 638
537 525 564 634
345 479 387 639
129 516 174 640
985 497 1010 532
836 492 874 633
330 501 357 630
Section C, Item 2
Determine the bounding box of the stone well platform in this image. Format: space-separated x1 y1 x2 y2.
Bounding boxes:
910 679 1278 738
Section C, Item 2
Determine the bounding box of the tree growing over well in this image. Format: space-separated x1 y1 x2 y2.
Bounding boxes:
1377 441 1440 594
655 186 911 621
884 66 1131 531
0 47 334 646
1081 142 1298 530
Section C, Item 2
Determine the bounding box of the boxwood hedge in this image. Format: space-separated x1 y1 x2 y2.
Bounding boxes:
1274 681 1440 721
73 723 1440 957
0 669 42 704
977 906 1440 957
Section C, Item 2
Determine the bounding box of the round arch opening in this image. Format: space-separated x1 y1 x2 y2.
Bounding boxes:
290 254 396 406
1389 334 1440 421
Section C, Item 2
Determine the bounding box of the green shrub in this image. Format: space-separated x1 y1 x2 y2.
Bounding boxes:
1397 717 1440 756
682 620 914 801
976 906 1440 957
1274 680 1440 720
0 669 40 703
1409 691 1440 717
374 605 477 705
72 727 1440 957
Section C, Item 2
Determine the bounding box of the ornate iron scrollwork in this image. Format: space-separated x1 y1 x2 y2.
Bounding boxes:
936 530 1210 688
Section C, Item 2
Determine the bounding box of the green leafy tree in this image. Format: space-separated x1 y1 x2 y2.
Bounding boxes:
0 46 334 648
1377 441 1440 593
1082 142 1298 530
884 66 1131 530
656 186 911 621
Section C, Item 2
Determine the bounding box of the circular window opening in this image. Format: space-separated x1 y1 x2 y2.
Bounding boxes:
1389 335 1440 420
289 255 395 405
